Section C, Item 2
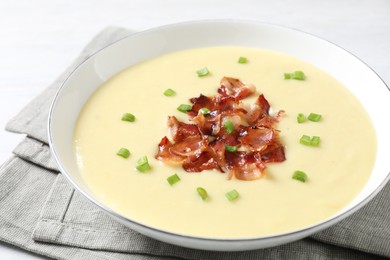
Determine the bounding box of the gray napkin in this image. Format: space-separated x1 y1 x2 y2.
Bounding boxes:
1 27 389 260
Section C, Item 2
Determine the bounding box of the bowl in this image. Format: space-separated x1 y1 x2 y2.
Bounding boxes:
48 20 390 251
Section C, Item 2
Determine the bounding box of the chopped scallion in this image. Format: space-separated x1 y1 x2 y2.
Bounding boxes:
308 113 322 122
238 57 248 64
177 104 193 113
310 136 321 146
297 113 306 123
163 88 176 96
196 67 210 77
225 189 239 201
299 135 312 146
199 107 211 115
225 145 237 152
292 170 308 182
167 174 180 186
300 135 321 147
293 71 305 80
197 187 208 201
284 70 306 80
223 120 235 134
121 113 135 122
116 148 130 158
136 156 151 173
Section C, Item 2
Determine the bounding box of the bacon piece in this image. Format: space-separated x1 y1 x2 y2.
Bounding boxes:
188 94 215 117
183 155 218 172
257 94 270 114
219 133 240 147
261 143 286 163
192 113 221 136
155 136 185 164
218 77 255 100
183 147 222 172
182 141 227 173
210 140 226 170
256 110 285 128
225 152 266 180
255 116 278 128
190 94 240 117
167 116 201 142
191 113 206 131
170 136 208 157
246 94 271 125
239 127 275 149
215 96 239 112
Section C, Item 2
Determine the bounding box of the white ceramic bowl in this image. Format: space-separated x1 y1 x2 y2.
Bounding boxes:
48 20 390 251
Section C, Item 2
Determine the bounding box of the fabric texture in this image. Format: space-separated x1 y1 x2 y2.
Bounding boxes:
0 27 389 260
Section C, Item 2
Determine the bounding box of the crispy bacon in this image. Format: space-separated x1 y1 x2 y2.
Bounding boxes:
167 116 201 142
256 110 285 128
246 94 271 125
261 143 286 163
155 77 286 180
239 127 275 149
215 96 239 112
155 136 185 164
183 147 223 172
218 77 256 100
210 140 226 170
192 113 222 136
225 152 266 180
188 94 215 117
170 135 208 157
189 95 240 118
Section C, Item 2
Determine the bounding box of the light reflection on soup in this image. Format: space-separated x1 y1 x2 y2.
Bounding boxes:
74 46 376 238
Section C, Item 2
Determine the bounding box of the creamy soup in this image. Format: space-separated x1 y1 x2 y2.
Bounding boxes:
74 46 376 238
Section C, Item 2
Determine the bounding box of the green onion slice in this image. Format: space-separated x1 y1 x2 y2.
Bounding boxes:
225 145 237 152
136 156 151 173
197 187 208 201
223 120 235 134
284 71 306 80
196 67 210 77
163 88 176 96
300 135 321 146
116 148 130 158
167 174 180 186
121 113 135 122
177 104 193 113
238 57 248 64
297 113 306 123
310 136 321 146
292 170 308 182
299 135 312 146
308 113 322 122
199 107 211 115
225 189 239 201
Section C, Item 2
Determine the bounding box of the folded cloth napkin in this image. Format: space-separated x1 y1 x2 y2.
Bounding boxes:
1 27 389 260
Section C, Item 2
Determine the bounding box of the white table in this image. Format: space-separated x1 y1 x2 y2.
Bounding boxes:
1 0 389 258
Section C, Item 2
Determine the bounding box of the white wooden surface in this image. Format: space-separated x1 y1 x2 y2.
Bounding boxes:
0 0 389 258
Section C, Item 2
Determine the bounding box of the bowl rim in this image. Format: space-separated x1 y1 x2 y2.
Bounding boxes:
48 19 390 247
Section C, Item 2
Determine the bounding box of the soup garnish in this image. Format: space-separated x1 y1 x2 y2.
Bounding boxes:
164 88 176 97
292 170 308 183
155 76 286 181
284 70 306 80
116 148 131 158
121 112 136 122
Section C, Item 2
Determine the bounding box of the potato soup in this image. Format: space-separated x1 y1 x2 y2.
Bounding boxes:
74 46 376 238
